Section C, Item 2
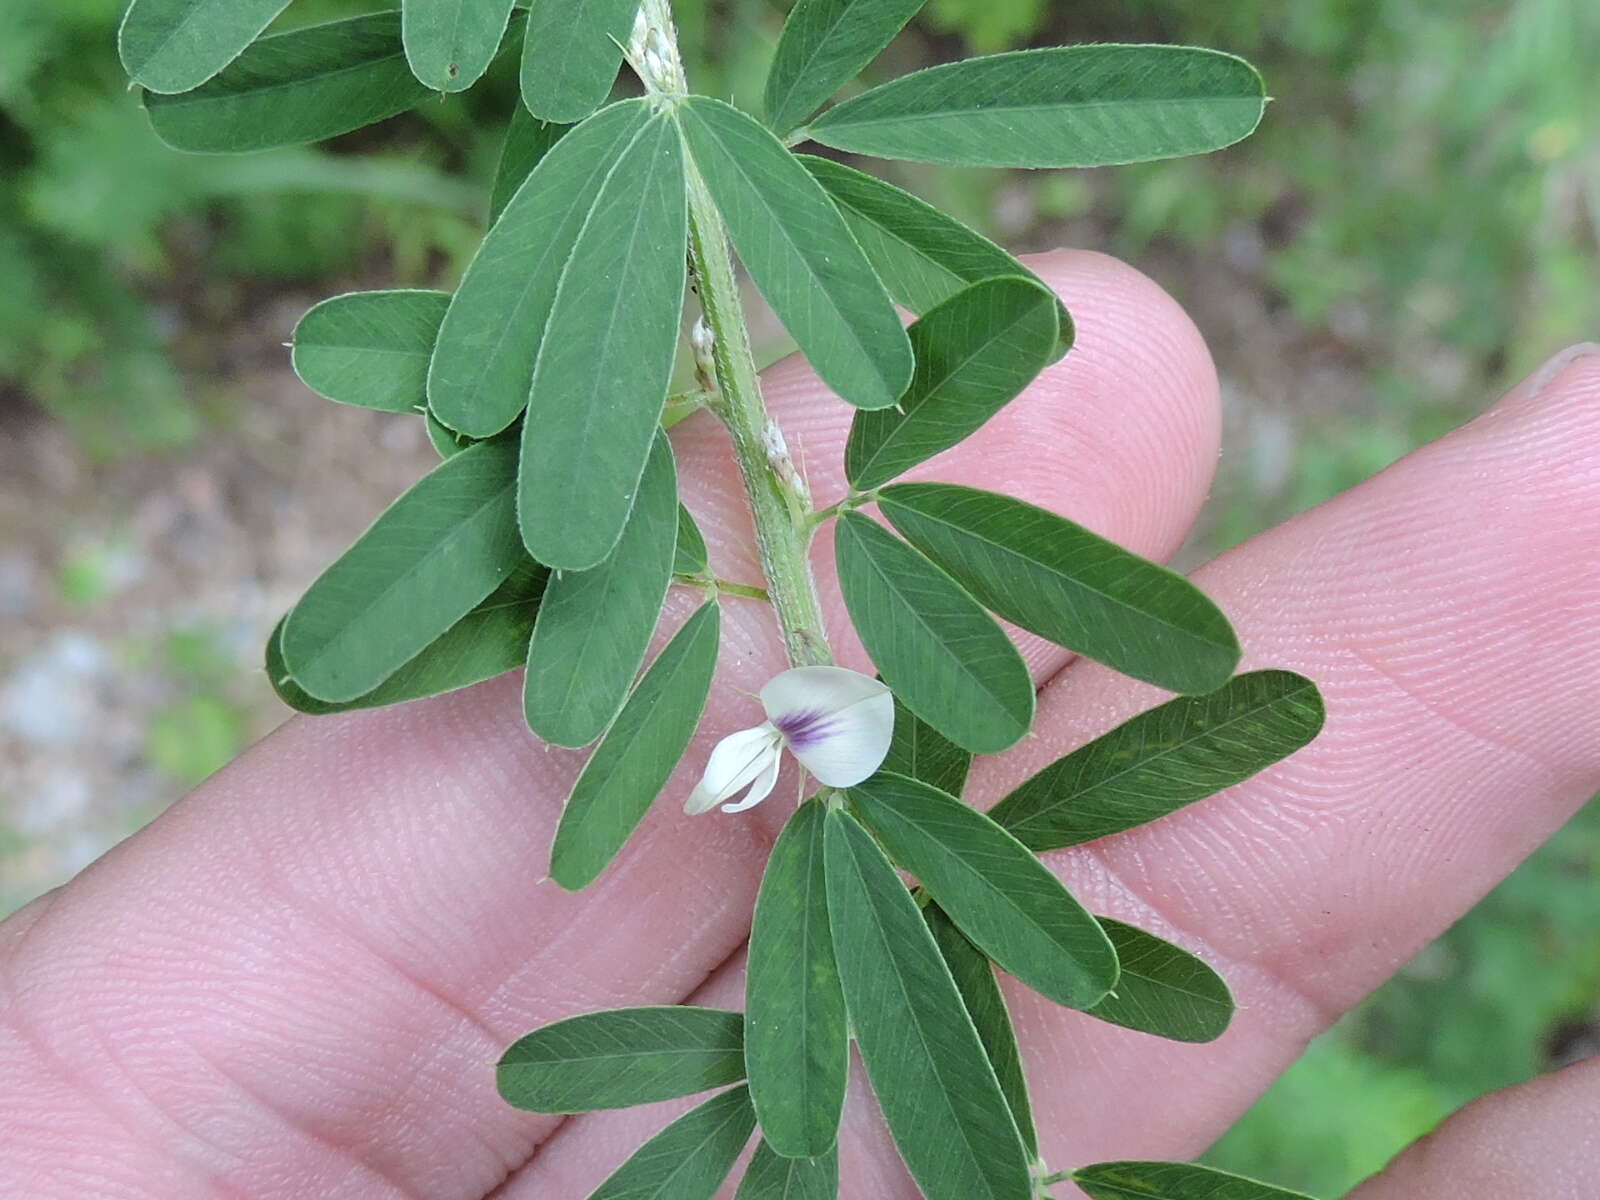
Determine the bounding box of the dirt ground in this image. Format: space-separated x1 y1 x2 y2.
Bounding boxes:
0 289 440 911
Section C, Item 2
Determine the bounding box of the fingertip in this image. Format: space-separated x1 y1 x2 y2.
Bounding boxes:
922 247 1221 557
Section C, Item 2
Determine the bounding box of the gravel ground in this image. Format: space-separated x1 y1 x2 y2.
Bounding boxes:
0 292 439 913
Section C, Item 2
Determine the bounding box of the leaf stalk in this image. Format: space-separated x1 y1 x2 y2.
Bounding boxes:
634 0 834 668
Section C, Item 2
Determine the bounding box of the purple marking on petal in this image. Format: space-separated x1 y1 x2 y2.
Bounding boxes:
774 707 838 751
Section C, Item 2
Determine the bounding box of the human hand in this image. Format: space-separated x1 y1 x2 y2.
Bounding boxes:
3 251 1596 1199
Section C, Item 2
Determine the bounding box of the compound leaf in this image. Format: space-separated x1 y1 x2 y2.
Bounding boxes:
498 1005 744 1112
520 0 640 123
548 601 721 890
849 772 1117 1011
268 559 546 714
923 904 1036 1158
519 105 686 569
591 1085 756 1200
142 12 435 153
835 512 1032 754
674 505 710 576
802 156 1071 354
988 670 1325 851
426 412 476 459
808 45 1266 168
488 106 570 224
846 276 1059 491
430 99 653 438
291 289 449 413
879 483 1240 694
746 799 847 1159
403 0 517 91
824 809 1032 1200
281 438 524 702
763 0 927 136
678 96 911 411
1072 1161 1316 1200
735 1141 837 1199
1085 918 1234 1044
120 0 293 94
523 433 678 747
881 692 971 798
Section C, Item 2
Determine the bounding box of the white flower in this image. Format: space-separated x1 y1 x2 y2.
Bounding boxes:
685 666 895 815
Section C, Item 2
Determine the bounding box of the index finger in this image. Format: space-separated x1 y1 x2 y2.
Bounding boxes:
0 250 1222 1198
513 350 1600 1198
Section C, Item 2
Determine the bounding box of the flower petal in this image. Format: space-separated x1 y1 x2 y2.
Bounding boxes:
720 752 782 814
760 667 895 788
760 665 890 723
685 723 781 815
787 690 895 786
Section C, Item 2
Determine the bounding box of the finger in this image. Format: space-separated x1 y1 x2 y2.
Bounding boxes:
0 251 1221 1199
1346 1054 1600 1198
687 247 1222 677
511 348 1600 1197
993 347 1600 1177
496 954 922 1199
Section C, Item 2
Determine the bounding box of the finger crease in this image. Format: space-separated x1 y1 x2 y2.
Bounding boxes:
1079 843 1345 1037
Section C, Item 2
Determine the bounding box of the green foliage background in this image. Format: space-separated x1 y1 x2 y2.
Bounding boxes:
1 0 1595 1195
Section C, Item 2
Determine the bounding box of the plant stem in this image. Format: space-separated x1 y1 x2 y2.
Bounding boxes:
631 0 833 668
660 387 711 429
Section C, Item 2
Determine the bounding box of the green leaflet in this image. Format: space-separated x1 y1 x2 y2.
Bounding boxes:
879 483 1240 694
426 412 476 459
988 670 1324 851
590 1085 756 1200
281 438 524 702
677 97 912 412
120 0 293 93
802 156 1072 356
1072 1161 1316 1200
498 1005 745 1112
488 106 570 225
547 601 720 890
142 12 434 153
673 505 710 576
745 800 847 1159
823 809 1032 1200
845 276 1059 491
523 433 678 747
762 0 927 136
291 289 449 413
734 1141 838 1199
849 773 1117 1011
519 107 686 569
520 0 640 124
403 0 517 91
429 99 653 439
881 692 971 798
834 512 1032 754
267 559 546 714
807 45 1266 168
1086 918 1234 1044
923 904 1036 1158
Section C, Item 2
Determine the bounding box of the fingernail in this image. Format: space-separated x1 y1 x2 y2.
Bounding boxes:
1528 342 1600 400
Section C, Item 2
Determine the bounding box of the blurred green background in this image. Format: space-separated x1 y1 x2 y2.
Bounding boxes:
1 1 1595 1194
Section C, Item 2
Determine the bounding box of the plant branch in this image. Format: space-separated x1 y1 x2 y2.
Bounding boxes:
632 0 833 668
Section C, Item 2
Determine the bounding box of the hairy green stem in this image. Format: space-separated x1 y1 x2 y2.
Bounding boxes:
632 0 833 668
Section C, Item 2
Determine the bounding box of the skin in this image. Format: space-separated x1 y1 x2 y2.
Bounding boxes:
1 249 1597 1199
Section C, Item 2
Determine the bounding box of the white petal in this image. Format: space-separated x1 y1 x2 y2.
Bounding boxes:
720 752 781 814
684 724 781 815
787 689 894 786
760 667 895 788
760 665 890 722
